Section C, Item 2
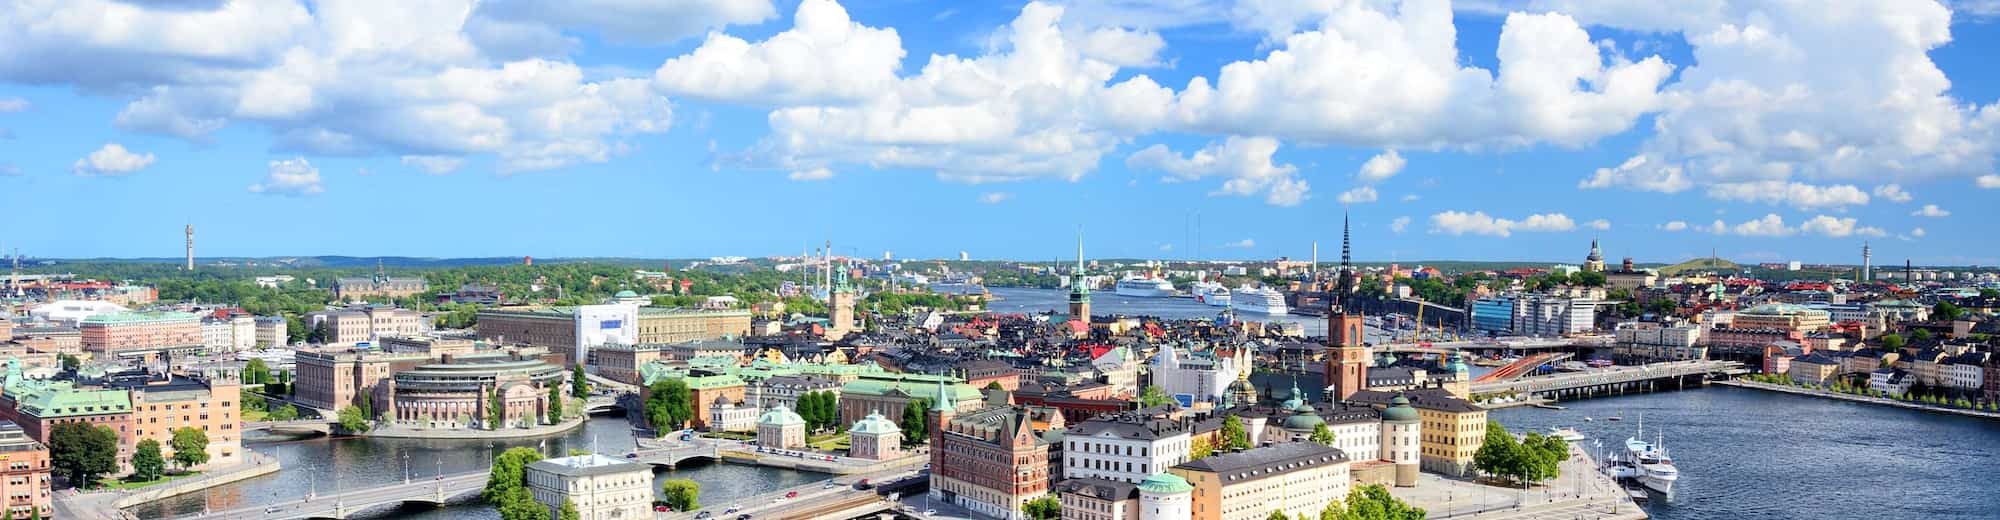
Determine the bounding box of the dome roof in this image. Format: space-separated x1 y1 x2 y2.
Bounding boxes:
1137 472 1194 494
757 405 805 426
850 411 900 435
1381 394 1420 422
615 290 640 298
1281 411 1325 430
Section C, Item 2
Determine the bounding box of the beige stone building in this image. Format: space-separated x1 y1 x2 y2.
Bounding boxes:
525 454 652 520
846 411 902 460
638 307 752 344
1350 388 1486 477
0 421 51 519
292 348 430 412
110 374 242 470
79 311 203 358
592 343 662 385
1170 443 1350 520
307 307 427 347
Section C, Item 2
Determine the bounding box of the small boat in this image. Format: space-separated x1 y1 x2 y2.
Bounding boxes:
1547 427 1587 442
1584 416 1594 422
1606 416 1624 421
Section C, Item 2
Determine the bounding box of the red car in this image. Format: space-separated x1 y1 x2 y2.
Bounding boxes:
785 491 799 499
655 505 670 512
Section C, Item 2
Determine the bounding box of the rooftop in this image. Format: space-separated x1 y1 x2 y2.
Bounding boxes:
1172 442 1348 483
526 454 648 478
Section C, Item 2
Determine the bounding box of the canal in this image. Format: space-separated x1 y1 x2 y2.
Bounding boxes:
128 415 822 519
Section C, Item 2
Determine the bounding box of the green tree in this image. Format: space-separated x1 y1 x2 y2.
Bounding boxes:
244 358 271 385
1473 422 1521 485
268 404 299 421
131 439 165 482
985 381 1004 391
489 385 507 430
1310 423 1335 447
646 379 694 435
1645 298 1680 316
56 354 79 372
337 405 371 433
240 390 267 413
484 447 545 504
1878 333 1905 352
49 423 118 488
1190 437 1214 459
558 498 581 520
1220 416 1250 450
571 364 590 398
1332 484 1426 520
497 486 550 520
1022 496 1061 520
900 399 931 446
1267 510 1292 520
1139 385 1171 408
1934 301 1966 322
359 391 375 419
547 384 565 424
661 478 701 511
1912 329 1934 342
169 427 211 471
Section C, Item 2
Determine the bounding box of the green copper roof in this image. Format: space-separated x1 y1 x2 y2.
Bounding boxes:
7 379 132 419
850 412 900 435
1137 473 1193 494
929 380 954 412
758 405 805 426
1382 394 1420 422
79 311 199 325
841 376 978 403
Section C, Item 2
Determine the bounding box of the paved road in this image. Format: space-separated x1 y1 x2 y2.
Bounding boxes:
663 464 925 520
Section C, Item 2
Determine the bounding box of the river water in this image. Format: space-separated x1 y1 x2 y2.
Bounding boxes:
984 286 1341 337
1489 386 2000 519
128 415 821 519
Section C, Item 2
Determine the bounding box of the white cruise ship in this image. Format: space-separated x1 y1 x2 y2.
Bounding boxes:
1626 419 1678 495
1114 275 1175 297
1191 281 1231 306
1229 285 1288 314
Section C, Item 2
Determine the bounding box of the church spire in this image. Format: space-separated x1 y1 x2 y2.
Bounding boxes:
931 379 954 412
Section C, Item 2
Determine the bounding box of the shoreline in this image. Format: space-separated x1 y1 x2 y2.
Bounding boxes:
363 414 593 439
1714 380 2000 420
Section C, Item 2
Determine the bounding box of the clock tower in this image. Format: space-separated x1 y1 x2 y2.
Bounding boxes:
1326 215 1369 402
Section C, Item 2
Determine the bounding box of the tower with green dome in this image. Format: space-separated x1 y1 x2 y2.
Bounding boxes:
828 260 857 339
1136 473 1193 520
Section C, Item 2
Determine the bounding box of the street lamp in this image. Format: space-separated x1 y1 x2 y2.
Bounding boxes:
403 451 411 485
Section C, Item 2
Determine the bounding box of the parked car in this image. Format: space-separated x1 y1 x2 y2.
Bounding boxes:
784 491 799 499
695 512 712 519
655 505 670 512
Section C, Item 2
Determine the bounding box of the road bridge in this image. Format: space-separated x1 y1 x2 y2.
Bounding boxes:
1470 360 1743 399
168 470 486 520
242 419 340 435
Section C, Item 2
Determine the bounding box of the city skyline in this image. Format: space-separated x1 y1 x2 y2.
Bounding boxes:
3 1 1999 265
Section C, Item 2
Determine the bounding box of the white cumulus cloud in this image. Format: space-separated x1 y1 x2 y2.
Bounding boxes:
1980 175 2000 189
1128 136 1307 206
1911 204 1950 217
1429 211 1575 237
1390 216 1412 233
788 167 834 181
1226 238 1256 248
979 192 1012 204
1357 150 1406 183
1336 186 1378 204
248 157 324 196
1705 213 1794 237
0 98 26 112
72 143 155 176
1578 154 1691 193
1586 219 1611 231
1872 184 1913 203
402 155 465 175
653 0 903 105
1704 181 1870 209
1659 221 1689 232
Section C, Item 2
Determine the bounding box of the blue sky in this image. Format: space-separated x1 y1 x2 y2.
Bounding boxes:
3 1 1999 266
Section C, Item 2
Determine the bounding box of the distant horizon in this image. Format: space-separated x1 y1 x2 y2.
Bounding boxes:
8 253 1981 271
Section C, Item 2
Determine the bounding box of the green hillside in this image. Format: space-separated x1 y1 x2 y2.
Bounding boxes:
1658 257 1742 276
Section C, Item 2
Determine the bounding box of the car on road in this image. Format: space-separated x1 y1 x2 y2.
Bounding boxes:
655 505 670 512
695 511 712 519
924 509 937 516
626 452 639 459
724 505 740 513
785 491 799 498
736 515 752 520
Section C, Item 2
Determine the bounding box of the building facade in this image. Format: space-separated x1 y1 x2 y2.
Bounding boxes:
0 422 50 519
636 307 753 345
930 386 1052 520
111 375 243 470
524 454 652 520
755 405 806 449
308 307 427 347
1063 413 1190 484
387 350 567 430
847 412 902 460
292 348 430 412
79 311 202 358
1169 443 1350 520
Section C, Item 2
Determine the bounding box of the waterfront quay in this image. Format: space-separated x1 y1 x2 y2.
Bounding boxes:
1716 379 2000 420
1471 360 1745 399
1390 440 1644 520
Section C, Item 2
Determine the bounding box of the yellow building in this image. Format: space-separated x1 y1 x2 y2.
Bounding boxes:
1350 388 1484 477
1732 304 1831 333
1169 443 1350 520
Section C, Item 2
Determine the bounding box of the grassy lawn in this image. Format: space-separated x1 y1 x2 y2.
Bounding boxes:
243 409 269 422
808 432 850 451
97 471 200 490
702 431 754 441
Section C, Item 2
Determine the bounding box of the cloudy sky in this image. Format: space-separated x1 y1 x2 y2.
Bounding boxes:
3 0 1998 265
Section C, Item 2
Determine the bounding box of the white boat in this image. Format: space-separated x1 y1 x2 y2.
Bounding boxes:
1547 427 1587 443
1229 285 1288 315
1114 275 1175 297
1626 418 1678 495
1191 281 1231 306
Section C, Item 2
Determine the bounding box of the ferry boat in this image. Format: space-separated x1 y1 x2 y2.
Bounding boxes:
1190 281 1231 306
1626 418 1679 495
1229 285 1288 315
1114 275 1175 297
1547 427 1587 443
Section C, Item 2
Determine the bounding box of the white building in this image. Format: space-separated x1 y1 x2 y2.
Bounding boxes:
1511 295 1595 337
1149 346 1242 405
255 316 287 348
1063 414 1191 484
1613 322 1703 361
27 300 128 326
573 303 638 367
524 454 653 520
230 314 256 351
1944 354 1988 391
1869 369 1912 396
708 396 757 432
201 318 234 350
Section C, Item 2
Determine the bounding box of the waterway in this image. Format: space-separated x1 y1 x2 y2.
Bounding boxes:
127 415 820 519
984 286 1343 337
1489 385 2000 519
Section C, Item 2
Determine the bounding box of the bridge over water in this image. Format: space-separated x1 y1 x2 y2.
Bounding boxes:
1470 360 1746 399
